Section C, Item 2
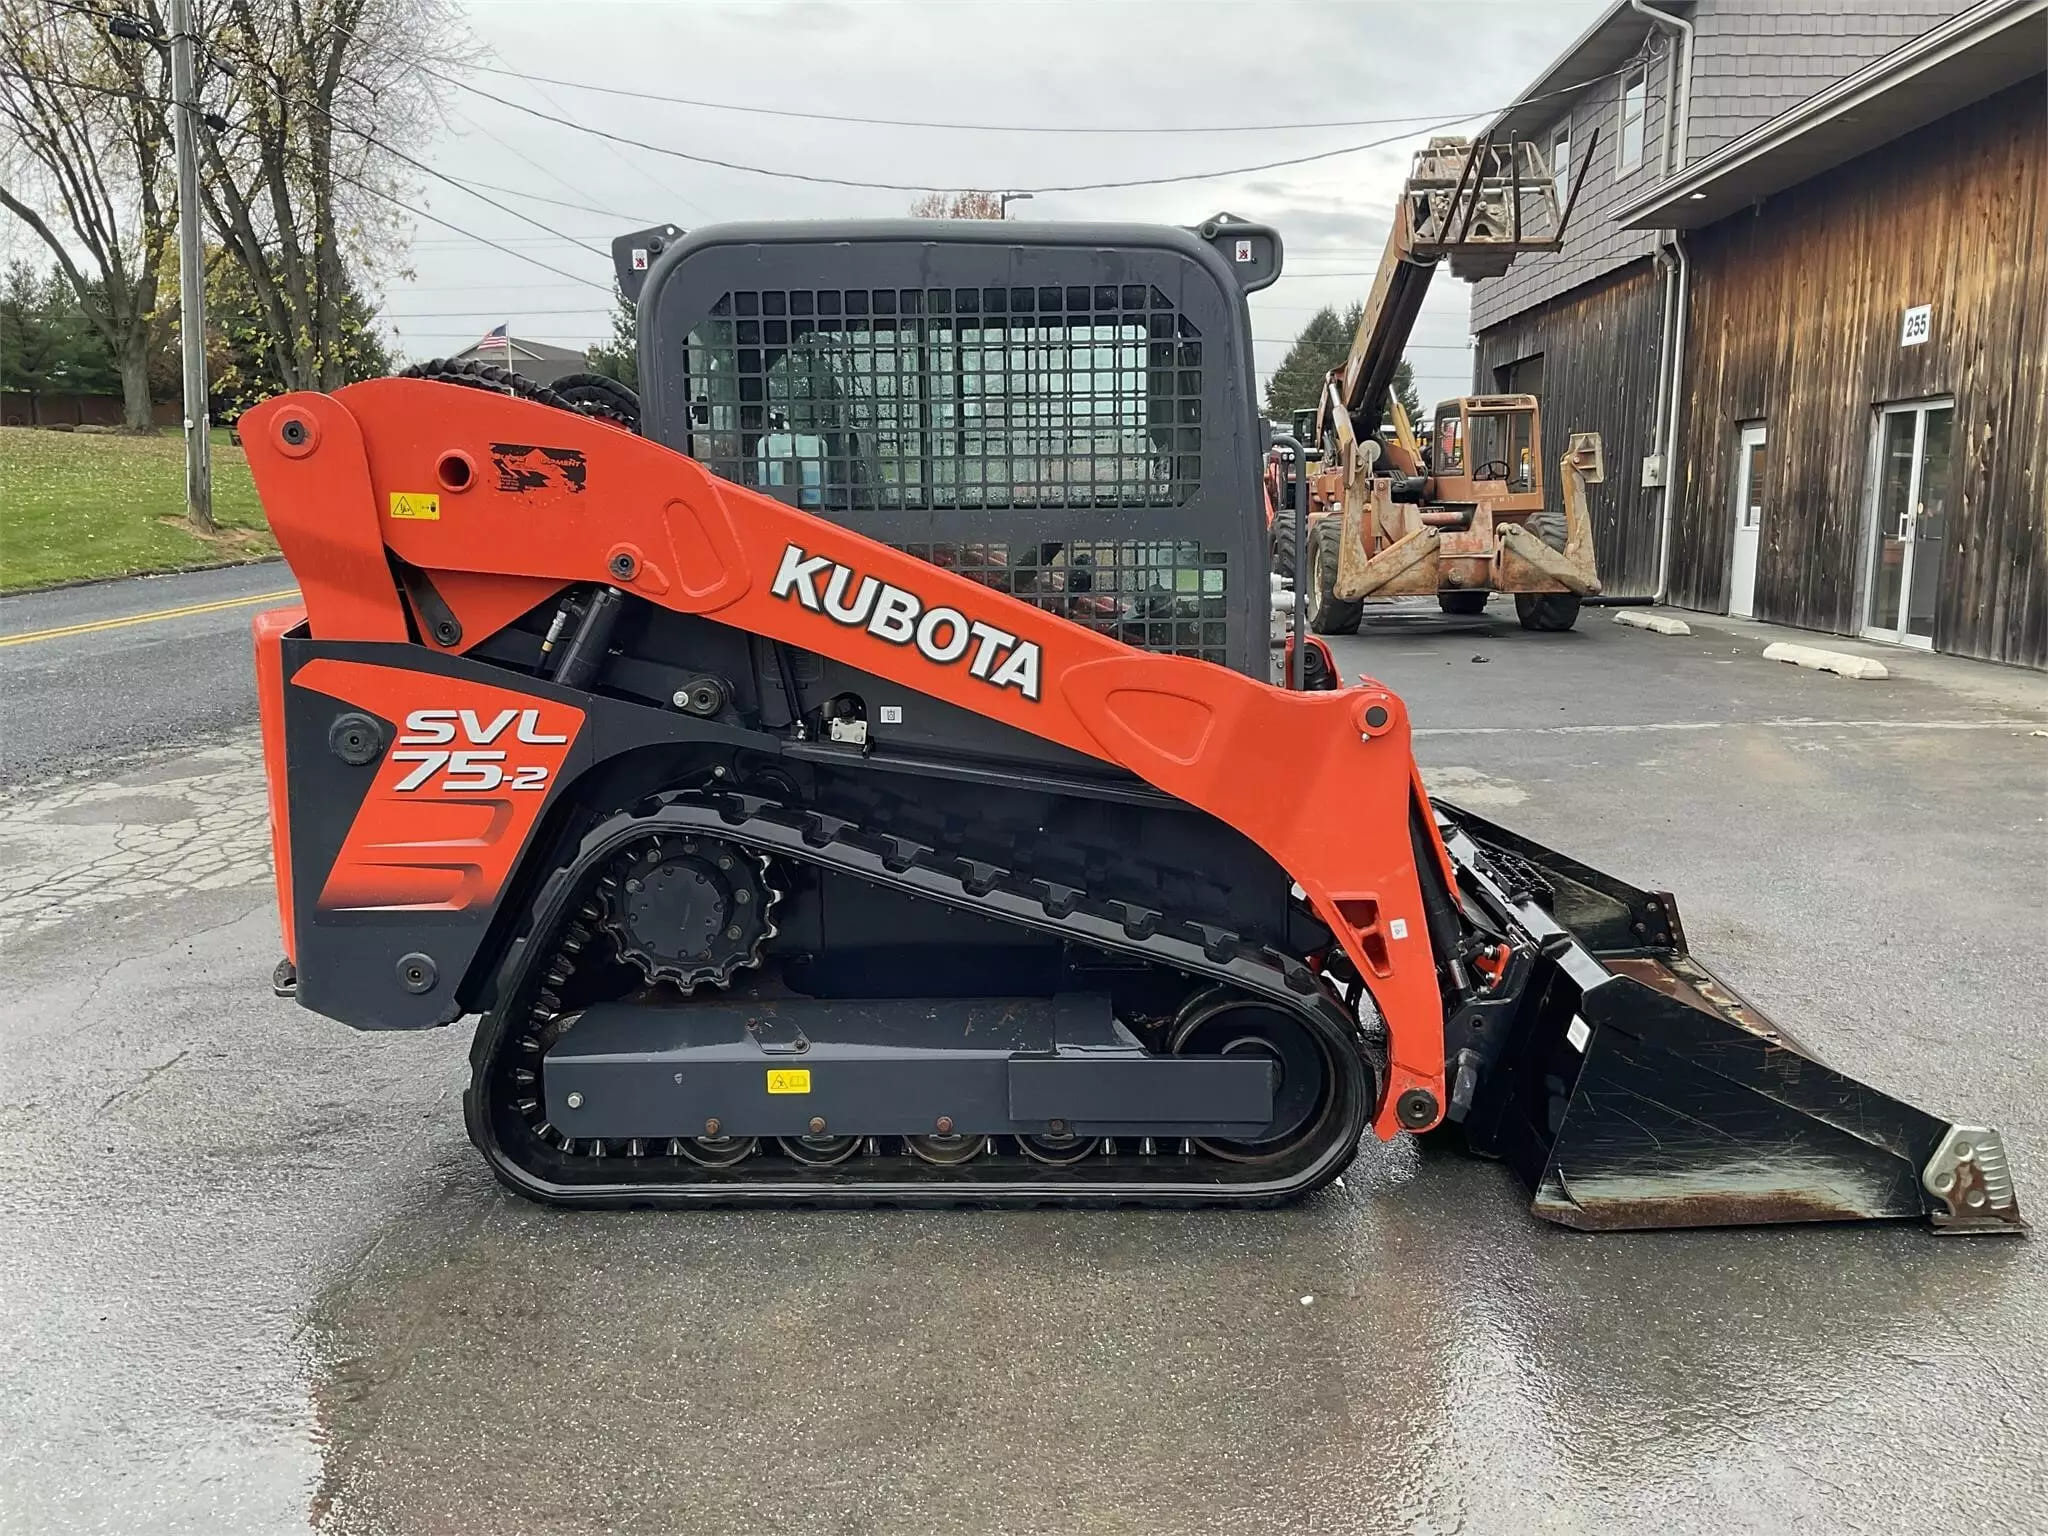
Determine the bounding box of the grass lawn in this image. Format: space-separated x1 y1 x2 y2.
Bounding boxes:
0 425 277 593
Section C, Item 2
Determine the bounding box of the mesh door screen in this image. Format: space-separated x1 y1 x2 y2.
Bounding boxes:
898 539 1229 663
684 284 1202 512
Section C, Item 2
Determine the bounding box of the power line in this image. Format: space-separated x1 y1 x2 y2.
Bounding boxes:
424 62 1497 196
4 53 1589 310
435 166 655 223
384 280 597 292
385 308 614 318
376 307 1477 346
406 51 1644 195
0 64 615 293
335 182 611 292
449 107 663 223
517 73 716 224
300 97 614 259
1254 339 1472 348
454 62 1488 137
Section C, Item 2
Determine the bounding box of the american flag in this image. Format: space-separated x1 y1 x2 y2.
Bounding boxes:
478 323 509 352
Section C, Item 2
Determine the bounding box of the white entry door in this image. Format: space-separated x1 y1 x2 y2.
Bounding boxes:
1862 401 1953 649
1727 424 1766 618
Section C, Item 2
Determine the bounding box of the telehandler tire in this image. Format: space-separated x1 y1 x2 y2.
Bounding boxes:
1271 510 1297 581
1307 522 1362 635
1513 507 1582 632
1437 590 1488 616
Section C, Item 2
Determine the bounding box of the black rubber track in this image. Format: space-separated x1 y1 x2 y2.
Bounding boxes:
464 792 1384 1208
396 359 641 432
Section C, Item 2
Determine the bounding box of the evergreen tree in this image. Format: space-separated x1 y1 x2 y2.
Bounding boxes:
584 284 638 391
1264 304 1351 417
1264 301 1424 426
1390 359 1423 425
201 250 391 420
0 260 121 400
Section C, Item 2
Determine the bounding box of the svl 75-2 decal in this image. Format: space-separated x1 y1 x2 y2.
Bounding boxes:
290 659 585 913
392 708 569 793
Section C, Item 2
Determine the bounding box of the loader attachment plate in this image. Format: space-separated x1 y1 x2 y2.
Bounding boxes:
1436 804 2024 1234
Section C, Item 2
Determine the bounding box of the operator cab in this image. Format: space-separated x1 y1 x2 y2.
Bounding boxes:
1429 394 1542 503
627 215 1282 678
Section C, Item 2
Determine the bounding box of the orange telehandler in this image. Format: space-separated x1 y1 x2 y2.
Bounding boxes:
1284 135 1604 633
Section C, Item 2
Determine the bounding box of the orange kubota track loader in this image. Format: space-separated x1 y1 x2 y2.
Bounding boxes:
244 216 2021 1230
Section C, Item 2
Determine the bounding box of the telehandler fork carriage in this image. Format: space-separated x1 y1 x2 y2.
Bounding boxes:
246 216 2019 1231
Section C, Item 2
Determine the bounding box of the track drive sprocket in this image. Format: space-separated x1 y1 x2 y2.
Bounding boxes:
598 834 780 991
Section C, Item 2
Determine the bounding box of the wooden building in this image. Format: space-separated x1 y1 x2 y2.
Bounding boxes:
1472 0 2046 667
1474 263 1668 597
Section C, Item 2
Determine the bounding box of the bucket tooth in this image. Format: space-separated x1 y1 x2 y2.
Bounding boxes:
1436 801 2026 1235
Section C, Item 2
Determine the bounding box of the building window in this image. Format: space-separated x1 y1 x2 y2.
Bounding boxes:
1618 66 1647 173
1495 353 1544 399
1550 123 1571 205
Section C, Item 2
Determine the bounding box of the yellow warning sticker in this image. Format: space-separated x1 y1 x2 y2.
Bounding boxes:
766 1068 811 1095
388 491 440 521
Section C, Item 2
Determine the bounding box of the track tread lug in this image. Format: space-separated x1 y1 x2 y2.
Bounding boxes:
1030 877 1084 919
1107 899 1164 940
958 859 1008 896
879 834 934 873
802 812 856 847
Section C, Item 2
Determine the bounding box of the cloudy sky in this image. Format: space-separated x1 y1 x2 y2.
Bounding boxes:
372 0 1606 407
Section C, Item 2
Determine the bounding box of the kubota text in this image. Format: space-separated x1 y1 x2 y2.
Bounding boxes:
771 543 1044 701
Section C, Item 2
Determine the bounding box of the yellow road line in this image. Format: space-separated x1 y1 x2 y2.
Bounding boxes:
0 588 300 648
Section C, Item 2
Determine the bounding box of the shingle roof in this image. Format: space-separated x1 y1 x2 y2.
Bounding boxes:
1619 0 2045 228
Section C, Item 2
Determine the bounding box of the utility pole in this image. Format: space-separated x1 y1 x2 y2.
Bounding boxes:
999 192 1033 219
167 0 213 530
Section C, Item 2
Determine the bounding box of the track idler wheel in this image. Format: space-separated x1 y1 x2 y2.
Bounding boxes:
674 1134 757 1168
779 1134 862 1166
1017 1133 1099 1166
907 1133 988 1166
1170 988 1335 1164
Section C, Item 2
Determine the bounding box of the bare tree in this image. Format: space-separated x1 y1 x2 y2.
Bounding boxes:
192 0 461 392
909 191 1008 220
0 0 175 431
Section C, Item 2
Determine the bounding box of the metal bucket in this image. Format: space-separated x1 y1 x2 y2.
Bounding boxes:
1435 805 2024 1235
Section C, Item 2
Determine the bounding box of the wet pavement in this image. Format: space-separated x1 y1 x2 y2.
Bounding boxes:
2 596 2045 1534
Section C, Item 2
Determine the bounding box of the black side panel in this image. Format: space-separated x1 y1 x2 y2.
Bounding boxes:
279 637 751 1031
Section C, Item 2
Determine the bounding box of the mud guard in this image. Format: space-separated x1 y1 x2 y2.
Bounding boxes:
1436 803 2025 1234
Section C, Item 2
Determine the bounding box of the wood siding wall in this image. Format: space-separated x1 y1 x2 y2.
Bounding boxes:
1474 260 1665 596
1671 79 2046 667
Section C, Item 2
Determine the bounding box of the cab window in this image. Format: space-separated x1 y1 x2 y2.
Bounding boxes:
1434 413 1463 472
1466 409 1537 489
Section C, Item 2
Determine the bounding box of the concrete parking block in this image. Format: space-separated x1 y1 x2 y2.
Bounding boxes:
1613 610 1692 635
1762 640 1891 679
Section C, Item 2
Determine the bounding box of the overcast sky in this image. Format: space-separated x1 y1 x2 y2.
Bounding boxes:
0 0 1607 406
368 0 1607 407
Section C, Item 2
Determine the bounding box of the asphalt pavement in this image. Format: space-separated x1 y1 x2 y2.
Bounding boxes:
0 562 295 785
2 582 2045 1535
